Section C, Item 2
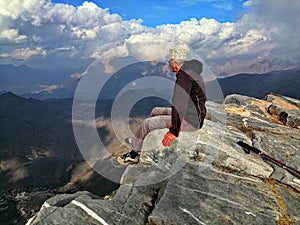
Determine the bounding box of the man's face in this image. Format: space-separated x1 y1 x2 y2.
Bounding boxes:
169 60 177 72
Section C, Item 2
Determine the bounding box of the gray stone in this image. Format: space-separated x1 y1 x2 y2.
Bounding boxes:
148 164 280 225
266 93 300 128
277 185 300 222
27 94 300 225
224 94 257 106
265 93 300 108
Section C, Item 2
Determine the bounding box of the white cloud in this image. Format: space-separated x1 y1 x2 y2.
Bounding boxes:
243 1 252 7
239 0 300 61
0 29 27 43
0 0 298 72
0 47 46 60
212 1 233 11
70 72 86 79
38 84 62 93
0 0 48 25
223 29 268 55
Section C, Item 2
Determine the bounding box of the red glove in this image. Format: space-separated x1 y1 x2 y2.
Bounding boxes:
162 131 177 146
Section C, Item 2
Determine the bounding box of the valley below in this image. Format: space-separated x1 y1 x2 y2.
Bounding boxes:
0 92 168 224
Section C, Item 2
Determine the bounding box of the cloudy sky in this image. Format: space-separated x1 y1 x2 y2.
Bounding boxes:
0 0 299 72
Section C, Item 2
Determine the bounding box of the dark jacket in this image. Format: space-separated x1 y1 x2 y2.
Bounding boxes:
169 59 207 137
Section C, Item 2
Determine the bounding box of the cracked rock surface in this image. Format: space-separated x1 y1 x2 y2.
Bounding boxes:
27 94 300 225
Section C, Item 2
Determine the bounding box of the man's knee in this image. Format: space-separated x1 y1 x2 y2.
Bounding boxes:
143 116 165 132
150 107 161 116
150 107 171 116
142 117 153 131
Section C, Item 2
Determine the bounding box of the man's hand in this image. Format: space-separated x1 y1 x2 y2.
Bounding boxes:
162 131 177 146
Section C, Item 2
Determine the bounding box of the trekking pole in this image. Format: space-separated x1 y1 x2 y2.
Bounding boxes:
237 141 300 179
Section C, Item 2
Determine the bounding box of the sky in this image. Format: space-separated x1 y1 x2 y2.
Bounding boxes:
0 0 299 74
51 0 248 27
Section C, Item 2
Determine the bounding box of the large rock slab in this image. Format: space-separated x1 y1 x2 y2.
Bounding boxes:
224 94 300 189
149 164 280 225
27 94 300 225
266 93 300 128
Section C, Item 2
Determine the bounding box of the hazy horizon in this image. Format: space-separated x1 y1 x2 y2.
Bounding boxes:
0 0 299 74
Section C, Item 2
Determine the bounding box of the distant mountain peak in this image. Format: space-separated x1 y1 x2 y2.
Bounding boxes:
0 91 20 98
0 92 30 106
208 56 297 77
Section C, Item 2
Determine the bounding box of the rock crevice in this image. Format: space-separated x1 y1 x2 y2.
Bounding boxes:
27 94 300 225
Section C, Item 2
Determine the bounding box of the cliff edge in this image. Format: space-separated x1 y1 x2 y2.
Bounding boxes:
26 93 300 225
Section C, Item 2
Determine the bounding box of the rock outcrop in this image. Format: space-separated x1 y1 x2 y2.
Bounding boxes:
26 93 300 225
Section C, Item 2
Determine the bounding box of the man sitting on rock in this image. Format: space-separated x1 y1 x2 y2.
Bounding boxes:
117 52 207 165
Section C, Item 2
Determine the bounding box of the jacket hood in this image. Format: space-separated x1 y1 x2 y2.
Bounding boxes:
181 59 203 74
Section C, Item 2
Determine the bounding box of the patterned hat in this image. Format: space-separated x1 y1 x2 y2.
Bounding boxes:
169 48 187 62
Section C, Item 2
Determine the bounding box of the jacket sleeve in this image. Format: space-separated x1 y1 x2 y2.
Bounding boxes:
169 72 193 136
198 75 207 128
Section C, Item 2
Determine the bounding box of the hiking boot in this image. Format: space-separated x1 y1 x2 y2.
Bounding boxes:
116 150 139 165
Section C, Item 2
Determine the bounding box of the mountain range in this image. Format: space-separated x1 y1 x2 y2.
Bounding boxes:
0 63 299 101
206 69 300 101
207 55 297 77
0 64 86 98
